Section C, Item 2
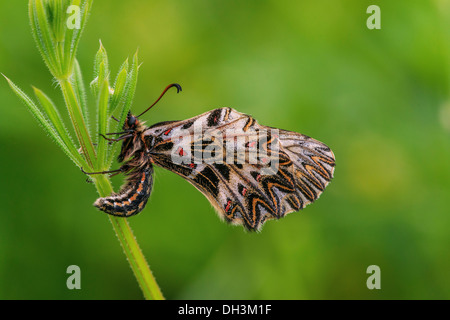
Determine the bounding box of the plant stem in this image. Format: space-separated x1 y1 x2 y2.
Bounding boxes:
59 78 163 300
59 78 97 168
23 0 163 300
94 173 164 300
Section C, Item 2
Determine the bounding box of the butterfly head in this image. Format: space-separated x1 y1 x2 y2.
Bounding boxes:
123 112 145 132
127 114 136 127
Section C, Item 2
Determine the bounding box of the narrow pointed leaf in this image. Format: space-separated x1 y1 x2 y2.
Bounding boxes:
117 51 139 129
29 0 59 77
72 58 89 133
96 79 110 170
63 0 77 70
32 86 88 166
106 51 139 167
91 41 109 97
4 75 83 167
110 61 128 112
60 78 97 168
68 0 92 69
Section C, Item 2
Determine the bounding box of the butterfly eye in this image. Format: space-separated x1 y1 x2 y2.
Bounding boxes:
128 116 136 126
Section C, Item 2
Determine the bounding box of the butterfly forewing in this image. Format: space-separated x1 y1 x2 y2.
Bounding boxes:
144 107 335 231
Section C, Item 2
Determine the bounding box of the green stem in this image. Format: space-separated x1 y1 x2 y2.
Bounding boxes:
59 78 163 300
59 78 97 168
25 0 161 300
93 173 164 300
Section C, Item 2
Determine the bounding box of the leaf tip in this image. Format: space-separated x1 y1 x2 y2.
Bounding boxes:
2 73 10 82
31 85 41 94
98 39 105 50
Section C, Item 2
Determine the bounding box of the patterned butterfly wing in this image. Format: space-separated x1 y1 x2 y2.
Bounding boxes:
145 107 335 231
276 129 335 209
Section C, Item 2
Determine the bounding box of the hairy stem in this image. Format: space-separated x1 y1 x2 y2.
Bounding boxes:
59 78 163 300
22 0 163 300
59 78 96 168
94 174 164 300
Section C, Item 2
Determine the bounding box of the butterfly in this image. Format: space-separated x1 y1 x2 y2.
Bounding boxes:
83 84 335 231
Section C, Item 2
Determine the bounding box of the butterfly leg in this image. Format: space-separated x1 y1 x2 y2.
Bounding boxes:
80 167 124 176
81 166 126 184
104 130 133 136
99 133 133 142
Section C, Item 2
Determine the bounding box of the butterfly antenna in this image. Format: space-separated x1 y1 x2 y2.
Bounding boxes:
136 83 182 118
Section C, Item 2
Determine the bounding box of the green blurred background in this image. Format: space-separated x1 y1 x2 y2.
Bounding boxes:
0 0 449 299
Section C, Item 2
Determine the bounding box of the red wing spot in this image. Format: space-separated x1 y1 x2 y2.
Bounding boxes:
164 128 172 135
256 174 261 182
177 147 186 156
225 200 232 212
242 187 247 196
188 163 195 169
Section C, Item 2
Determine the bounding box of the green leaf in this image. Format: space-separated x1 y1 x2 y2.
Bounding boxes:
91 40 109 97
110 58 128 112
29 0 93 80
3 75 85 168
29 0 60 77
96 79 110 170
118 50 139 127
68 0 92 73
93 40 109 79
91 42 111 147
62 1 76 41
60 78 97 168
44 0 70 43
72 58 89 133
32 86 88 166
106 51 139 168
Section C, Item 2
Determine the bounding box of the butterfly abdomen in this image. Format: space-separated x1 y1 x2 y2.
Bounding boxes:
94 165 154 217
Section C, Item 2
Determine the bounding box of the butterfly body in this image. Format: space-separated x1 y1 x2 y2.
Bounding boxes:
94 115 154 216
92 105 335 231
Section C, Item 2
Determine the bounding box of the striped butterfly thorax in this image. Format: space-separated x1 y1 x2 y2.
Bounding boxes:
86 84 335 231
